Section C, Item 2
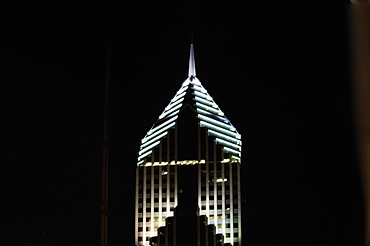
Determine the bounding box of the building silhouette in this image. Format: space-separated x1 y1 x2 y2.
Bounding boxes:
135 43 242 246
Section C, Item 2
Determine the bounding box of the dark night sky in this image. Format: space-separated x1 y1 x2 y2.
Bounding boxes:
1 2 365 246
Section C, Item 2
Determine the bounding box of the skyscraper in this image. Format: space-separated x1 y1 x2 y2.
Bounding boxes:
135 43 242 246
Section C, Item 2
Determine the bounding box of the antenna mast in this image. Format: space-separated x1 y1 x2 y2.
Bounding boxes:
100 42 111 246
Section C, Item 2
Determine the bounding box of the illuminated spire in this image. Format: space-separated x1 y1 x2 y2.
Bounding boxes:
188 43 196 78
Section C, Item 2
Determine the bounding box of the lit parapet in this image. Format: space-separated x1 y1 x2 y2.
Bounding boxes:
198 114 235 131
144 116 178 141
208 129 242 145
200 120 241 139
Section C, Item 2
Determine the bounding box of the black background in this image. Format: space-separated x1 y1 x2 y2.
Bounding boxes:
1 2 365 246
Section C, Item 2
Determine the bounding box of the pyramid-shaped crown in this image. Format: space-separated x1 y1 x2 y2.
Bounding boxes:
137 44 241 166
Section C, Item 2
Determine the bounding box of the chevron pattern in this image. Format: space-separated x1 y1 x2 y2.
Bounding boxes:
137 75 241 165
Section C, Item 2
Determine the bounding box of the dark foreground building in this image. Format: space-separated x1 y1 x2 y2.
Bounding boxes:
135 43 242 246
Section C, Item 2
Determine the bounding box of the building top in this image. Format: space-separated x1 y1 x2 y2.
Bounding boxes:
137 43 241 166
188 43 196 78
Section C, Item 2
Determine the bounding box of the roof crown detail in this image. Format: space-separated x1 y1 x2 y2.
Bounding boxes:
188 43 196 78
137 44 241 166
